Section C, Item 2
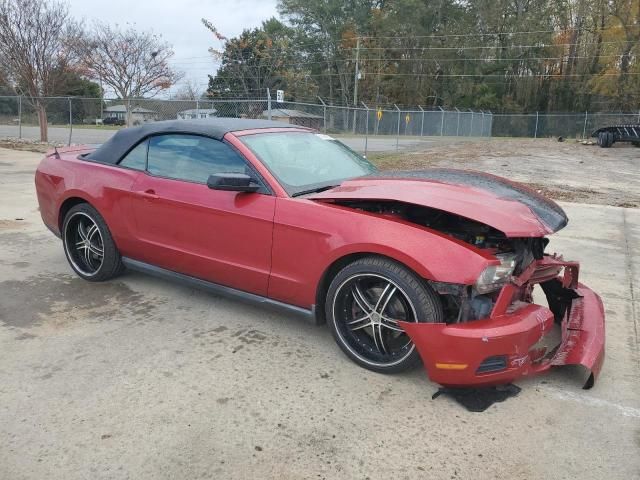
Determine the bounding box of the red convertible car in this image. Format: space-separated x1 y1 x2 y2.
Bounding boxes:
35 119 605 388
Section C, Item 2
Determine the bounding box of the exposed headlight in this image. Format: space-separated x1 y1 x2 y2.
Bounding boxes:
475 253 517 293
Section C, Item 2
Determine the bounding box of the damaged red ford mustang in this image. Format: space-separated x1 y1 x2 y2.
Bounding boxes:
35 119 605 388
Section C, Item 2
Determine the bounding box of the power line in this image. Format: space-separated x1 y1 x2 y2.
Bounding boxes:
174 25 640 59
356 40 638 51
170 53 629 69
359 25 640 40
206 71 640 80
170 38 638 63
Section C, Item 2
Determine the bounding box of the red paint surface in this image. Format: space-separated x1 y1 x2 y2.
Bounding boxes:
308 177 552 236
400 262 605 388
34 128 605 387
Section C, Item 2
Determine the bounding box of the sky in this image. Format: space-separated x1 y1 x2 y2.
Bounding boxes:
66 0 280 97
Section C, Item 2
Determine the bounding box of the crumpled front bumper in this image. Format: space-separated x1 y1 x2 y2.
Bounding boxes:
399 257 605 388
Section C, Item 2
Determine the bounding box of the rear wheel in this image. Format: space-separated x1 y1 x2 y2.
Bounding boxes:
325 256 443 374
606 131 615 147
598 131 612 148
62 203 123 281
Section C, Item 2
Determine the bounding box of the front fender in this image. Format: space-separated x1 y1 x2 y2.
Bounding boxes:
268 198 496 308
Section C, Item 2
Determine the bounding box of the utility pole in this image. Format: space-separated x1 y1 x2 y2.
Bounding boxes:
352 36 360 134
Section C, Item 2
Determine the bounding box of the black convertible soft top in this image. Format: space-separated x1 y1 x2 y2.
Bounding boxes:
86 118 306 164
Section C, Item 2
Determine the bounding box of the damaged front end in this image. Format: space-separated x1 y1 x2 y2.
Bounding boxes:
400 253 605 389
310 177 605 389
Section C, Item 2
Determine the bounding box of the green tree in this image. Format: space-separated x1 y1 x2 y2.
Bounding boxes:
205 18 295 99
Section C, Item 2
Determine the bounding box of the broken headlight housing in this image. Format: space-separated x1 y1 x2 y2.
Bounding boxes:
475 253 517 293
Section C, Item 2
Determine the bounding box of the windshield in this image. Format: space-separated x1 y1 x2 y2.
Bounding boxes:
239 132 377 196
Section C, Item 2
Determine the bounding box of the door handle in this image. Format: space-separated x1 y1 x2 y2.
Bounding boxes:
135 189 159 200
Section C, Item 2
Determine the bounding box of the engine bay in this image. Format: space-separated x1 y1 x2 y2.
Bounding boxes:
332 199 551 323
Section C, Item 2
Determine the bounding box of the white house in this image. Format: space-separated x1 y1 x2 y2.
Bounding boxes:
177 108 218 120
104 105 158 124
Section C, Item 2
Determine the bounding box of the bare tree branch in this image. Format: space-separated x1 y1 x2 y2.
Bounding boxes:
0 0 82 141
174 79 203 100
77 22 183 105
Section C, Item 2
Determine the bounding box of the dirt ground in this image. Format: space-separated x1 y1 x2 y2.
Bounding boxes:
0 144 639 480
369 138 640 208
0 138 60 153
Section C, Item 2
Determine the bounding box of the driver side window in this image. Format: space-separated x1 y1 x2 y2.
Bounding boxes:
146 134 250 184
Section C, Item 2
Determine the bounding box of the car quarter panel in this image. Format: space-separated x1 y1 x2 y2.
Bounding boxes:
35 153 141 254
267 197 496 308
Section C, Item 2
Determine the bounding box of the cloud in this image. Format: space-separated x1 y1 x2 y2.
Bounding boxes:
67 0 279 96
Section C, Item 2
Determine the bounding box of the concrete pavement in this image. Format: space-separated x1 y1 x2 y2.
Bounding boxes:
0 147 638 480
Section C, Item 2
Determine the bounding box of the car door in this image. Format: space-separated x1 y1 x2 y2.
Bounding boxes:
128 134 275 296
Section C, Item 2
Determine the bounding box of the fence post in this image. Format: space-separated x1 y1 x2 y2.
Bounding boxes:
68 97 73 146
361 102 369 157
582 111 588 139
455 107 460 136
534 111 539 139
196 99 200 119
439 106 445 136
266 89 272 120
126 98 131 127
487 110 493 137
318 96 327 133
480 110 485 137
18 96 22 139
394 104 401 151
470 109 475 136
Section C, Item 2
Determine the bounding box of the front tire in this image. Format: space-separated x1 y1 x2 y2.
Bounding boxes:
62 203 123 281
325 256 443 374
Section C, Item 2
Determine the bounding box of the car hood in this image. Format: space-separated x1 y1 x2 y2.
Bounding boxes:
308 169 568 237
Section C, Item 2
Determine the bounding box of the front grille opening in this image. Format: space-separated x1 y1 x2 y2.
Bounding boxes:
476 355 507 374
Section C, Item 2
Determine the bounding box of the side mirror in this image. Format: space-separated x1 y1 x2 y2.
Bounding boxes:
207 173 260 192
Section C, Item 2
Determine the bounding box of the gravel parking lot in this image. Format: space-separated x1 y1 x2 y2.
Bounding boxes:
0 143 639 480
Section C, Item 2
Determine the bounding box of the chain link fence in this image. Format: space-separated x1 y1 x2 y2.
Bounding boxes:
0 95 492 151
2 94 638 150
492 111 640 138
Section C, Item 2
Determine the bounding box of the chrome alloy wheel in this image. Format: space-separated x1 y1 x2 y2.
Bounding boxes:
332 273 418 368
64 212 105 277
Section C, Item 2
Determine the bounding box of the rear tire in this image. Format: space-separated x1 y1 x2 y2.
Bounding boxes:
325 256 443 374
62 203 123 282
606 131 615 147
598 132 609 148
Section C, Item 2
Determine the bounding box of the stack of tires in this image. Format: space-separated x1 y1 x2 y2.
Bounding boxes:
597 130 615 148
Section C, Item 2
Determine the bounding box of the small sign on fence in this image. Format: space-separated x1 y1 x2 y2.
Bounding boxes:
405 113 411 124
377 109 383 121
276 90 284 103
